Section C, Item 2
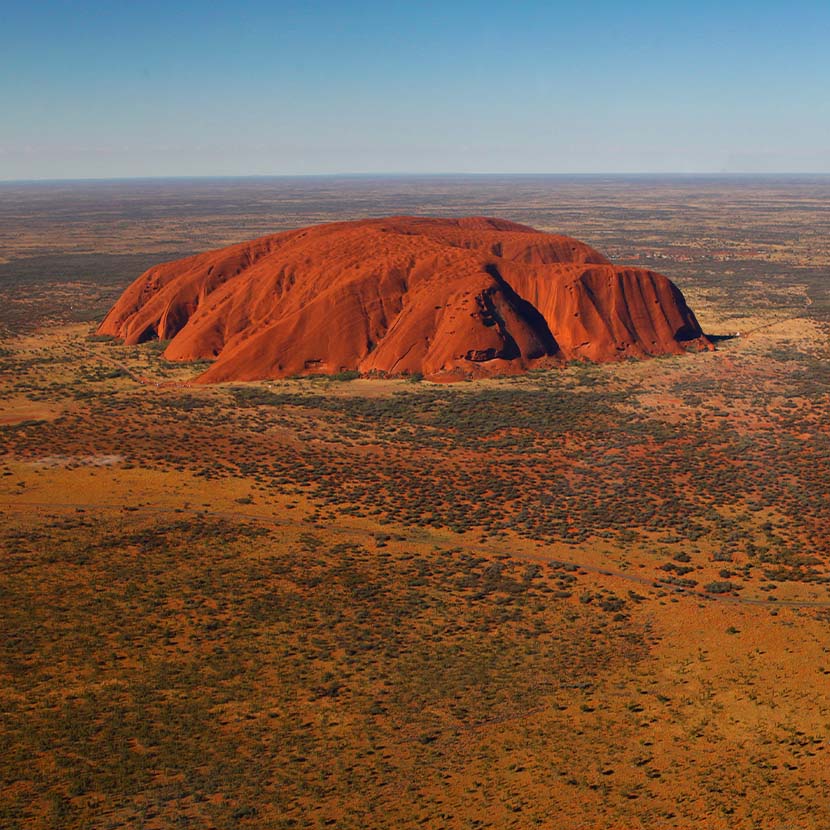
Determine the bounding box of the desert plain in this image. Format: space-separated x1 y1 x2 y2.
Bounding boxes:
2 175 830 829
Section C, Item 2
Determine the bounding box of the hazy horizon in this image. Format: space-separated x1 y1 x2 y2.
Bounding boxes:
4 172 830 186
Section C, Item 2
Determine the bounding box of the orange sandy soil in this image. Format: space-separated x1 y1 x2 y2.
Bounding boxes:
2 313 830 829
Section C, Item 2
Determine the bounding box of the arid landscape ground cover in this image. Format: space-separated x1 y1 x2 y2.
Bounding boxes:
2 175 830 829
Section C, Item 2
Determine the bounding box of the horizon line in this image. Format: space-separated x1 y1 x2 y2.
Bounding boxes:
3 171 830 185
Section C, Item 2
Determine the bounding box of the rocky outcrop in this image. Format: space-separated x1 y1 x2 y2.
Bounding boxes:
99 216 711 381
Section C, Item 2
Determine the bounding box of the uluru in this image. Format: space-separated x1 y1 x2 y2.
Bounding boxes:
98 216 711 382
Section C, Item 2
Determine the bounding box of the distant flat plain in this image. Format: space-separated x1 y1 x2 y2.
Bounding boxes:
2 175 830 829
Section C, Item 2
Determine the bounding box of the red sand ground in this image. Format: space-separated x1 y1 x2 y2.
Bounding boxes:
99 217 711 382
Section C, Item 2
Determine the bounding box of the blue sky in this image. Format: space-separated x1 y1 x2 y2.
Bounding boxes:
1 0 828 178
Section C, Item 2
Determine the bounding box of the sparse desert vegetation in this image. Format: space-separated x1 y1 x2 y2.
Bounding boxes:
2 176 830 829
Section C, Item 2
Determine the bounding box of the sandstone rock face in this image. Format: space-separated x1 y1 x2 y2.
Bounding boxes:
99 216 711 381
